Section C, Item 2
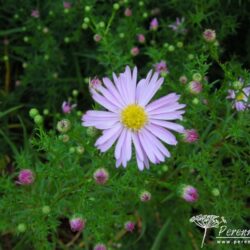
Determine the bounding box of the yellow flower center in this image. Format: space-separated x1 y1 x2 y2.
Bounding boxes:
236 92 245 101
121 104 148 131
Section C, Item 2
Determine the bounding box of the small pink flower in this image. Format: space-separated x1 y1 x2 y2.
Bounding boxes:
124 8 132 17
154 61 168 74
130 47 139 56
63 2 71 9
150 18 158 30
181 185 199 203
62 101 76 114
89 77 102 92
31 9 40 18
188 81 203 94
137 34 145 44
69 217 85 232
93 168 109 185
93 34 102 42
179 75 187 84
124 221 135 232
227 86 250 111
183 129 199 143
17 169 35 185
94 244 107 250
203 29 216 42
140 191 151 202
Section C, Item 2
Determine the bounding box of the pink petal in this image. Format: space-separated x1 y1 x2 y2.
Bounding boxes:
147 124 177 145
150 120 184 133
115 129 127 160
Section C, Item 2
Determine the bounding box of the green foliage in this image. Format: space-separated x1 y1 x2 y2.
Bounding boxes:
0 0 250 249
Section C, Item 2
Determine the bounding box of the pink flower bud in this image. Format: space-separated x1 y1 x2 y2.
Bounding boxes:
124 221 135 232
17 169 35 185
140 191 151 202
181 185 199 203
137 34 145 44
154 60 168 74
150 18 158 30
124 8 132 17
63 2 71 9
203 29 216 42
130 47 140 56
93 168 109 185
93 34 102 42
183 129 199 143
188 81 202 94
89 77 102 91
62 101 76 114
69 217 85 232
94 243 107 250
31 9 40 18
179 75 188 84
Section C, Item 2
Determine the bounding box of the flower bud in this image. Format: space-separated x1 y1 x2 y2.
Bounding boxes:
76 146 85 154
188 81 202 94
18 169 35 185
182 129 199 143
57 119 71 133
34 115 43 125
17 223 27 233
179 75 187 84
42 205 51 214
124 8 132 17
59 134 70 142
113 3 120 10
130 47 139 56
140 191 151 202
86 127 98 137
180 185 199 203
93 34 102 42
137 34 145 44
192 73 202 82
212 188 220 196
203 29 216 42
232 80 243 90
124 221 135 232
93 168 109 185
69 217 85 232
150 18 158 30
29 108 39 118
94 244 107 250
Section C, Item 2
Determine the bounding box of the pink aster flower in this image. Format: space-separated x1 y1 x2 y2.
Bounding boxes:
150 18 158 30
17 169 35 185
182 129 199 143
168 17 187 34
82 66 185 170
31 9 40 18
69 217 85 232
137 34 145 44
181 185 199 203
62 101 76 114
140 190 151 202
154 61 169 74
227 86 250 111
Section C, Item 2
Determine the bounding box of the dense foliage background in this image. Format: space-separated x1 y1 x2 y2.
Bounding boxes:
0 0 250 249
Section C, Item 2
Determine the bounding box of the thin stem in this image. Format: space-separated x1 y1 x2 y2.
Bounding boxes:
201 227 207 248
